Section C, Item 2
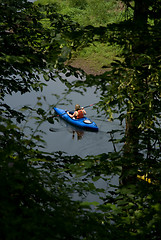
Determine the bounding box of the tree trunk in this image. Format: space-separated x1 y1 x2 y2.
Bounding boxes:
120 113 140 185
134 0 149 26
120 0 150 186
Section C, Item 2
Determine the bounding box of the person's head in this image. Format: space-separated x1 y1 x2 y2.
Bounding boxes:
75 104 80 111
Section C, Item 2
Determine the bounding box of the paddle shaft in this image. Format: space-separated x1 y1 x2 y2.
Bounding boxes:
83 103 97 109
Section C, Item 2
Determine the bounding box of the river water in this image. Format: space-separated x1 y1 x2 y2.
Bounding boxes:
5 74 123 158
5 73 123 202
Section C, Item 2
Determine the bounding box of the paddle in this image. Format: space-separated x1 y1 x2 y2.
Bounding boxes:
83 103 97 109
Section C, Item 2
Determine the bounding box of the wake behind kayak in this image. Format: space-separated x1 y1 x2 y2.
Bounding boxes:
54 107 99 132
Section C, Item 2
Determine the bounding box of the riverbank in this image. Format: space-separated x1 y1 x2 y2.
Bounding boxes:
67 57 110 75
35 0 124 75
67 42 120 75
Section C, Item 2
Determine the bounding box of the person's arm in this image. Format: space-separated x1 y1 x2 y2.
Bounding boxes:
67 111 77 118
67 112 74 118
81 107 86 115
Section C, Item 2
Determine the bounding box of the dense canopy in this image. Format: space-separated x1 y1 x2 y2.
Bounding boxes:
0 0 161 239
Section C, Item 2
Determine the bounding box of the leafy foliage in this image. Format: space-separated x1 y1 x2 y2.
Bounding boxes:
35 0 124 70
36 0 122 26
68 1 161 237
1 0 161 239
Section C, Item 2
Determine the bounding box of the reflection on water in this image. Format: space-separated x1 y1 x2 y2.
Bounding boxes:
45 116 122 158
72 130 84 140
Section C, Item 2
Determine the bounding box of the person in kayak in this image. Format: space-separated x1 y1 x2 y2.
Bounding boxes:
67 104 86 119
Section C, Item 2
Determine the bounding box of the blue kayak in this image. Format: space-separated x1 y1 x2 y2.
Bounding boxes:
54 107 99 132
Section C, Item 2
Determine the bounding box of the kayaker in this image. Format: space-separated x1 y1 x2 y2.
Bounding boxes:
67 104 86 119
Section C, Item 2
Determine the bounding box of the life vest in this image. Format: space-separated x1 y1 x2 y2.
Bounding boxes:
76 109 84 119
